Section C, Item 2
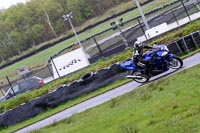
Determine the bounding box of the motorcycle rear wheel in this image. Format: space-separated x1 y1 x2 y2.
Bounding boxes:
131 71 150 83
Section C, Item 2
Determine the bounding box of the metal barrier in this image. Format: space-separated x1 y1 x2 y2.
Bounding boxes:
168 30 200 54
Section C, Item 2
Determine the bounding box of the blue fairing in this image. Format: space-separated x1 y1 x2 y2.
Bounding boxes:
120 59 137 70
165 53 173 60
120 45 173 72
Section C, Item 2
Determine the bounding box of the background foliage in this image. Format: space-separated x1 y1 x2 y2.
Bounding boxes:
0 0 131 63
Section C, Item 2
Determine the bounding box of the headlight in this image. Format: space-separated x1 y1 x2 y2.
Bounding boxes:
161 51 168 56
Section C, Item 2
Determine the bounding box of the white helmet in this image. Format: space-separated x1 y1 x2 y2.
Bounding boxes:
134 41 143 48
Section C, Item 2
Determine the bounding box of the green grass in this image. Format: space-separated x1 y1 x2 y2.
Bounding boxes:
0 0 178 82
31 64 200 133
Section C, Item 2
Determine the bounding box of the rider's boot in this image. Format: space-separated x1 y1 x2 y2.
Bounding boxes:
143 66 151 78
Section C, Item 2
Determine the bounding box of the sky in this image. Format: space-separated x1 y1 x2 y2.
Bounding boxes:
0 0 29 9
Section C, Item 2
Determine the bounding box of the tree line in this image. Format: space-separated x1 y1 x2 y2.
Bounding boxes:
0 0 131 64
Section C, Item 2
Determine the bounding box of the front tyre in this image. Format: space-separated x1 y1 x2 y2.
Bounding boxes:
168 56 183 69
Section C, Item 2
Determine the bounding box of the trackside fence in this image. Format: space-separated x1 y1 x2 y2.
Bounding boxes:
168 30 200 54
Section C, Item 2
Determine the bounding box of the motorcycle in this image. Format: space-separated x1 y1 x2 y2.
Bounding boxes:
120 44 183 83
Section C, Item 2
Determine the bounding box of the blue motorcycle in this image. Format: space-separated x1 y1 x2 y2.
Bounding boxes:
120 44 183 83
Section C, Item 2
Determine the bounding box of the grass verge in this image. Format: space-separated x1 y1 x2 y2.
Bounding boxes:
32 63 200 133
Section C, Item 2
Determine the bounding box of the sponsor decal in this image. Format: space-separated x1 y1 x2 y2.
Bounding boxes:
59 59 82 70
52 48 90 79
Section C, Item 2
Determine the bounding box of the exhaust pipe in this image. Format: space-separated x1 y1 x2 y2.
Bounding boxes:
126 75 143 79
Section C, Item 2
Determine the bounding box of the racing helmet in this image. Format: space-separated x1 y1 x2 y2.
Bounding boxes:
134 41 143 48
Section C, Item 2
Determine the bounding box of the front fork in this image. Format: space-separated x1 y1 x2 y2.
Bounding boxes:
164 54 174 66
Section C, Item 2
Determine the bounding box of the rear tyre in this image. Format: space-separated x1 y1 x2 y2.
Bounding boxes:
132 71 149 83
168 56 183 69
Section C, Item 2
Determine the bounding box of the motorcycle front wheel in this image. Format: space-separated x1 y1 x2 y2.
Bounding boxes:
168 56 183 69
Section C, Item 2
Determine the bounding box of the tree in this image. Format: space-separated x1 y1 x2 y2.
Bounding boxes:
0 0 132 62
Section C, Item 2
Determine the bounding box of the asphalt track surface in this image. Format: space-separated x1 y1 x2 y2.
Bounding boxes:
15 52 200 133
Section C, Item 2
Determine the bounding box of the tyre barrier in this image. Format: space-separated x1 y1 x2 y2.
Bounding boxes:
0 96 47 127
107 62 119 69
79 71 95 84
94 68 109 77
44 80 85 107
0 63 126 127
107 62 124 72
44 88 67 107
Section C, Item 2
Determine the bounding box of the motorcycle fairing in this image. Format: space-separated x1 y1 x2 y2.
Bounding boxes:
120 59 138 70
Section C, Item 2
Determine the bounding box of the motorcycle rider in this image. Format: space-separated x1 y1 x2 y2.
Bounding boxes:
132 40 153 77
